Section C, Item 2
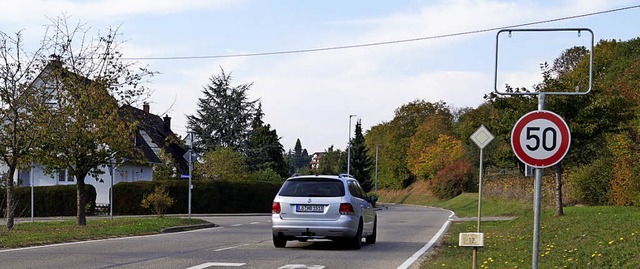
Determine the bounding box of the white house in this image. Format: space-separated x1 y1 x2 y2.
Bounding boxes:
3 60 188 205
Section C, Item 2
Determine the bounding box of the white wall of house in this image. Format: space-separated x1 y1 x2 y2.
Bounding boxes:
11 163 154 205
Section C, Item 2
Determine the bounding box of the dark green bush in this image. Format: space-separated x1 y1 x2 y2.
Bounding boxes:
569 158 612 205
0 184 96 217
114 180 282 215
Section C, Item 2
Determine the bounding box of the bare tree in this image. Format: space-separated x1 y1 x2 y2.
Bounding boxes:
0 30 53 230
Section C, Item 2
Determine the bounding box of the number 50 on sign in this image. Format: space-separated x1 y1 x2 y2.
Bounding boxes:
511 110 571 168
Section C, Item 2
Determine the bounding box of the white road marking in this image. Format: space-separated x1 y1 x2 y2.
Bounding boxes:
231 224 243 227
186 262 245 269
214 243 251 252
277 265 325 269
397 210 455 269
250 222 260 225
0 226 223 253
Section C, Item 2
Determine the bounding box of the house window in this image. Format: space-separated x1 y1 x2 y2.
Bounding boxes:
58 170 66 182
57 169 75 182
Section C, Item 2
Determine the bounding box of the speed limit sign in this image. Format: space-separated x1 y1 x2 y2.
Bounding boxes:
511 110 571 168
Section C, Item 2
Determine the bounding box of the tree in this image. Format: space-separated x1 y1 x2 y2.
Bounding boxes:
0 30 53 230
194 147 248 181
318 145 346 175
153 148 180 180
187 69 257 152
364 100 451 189
407 113 454 180
245 104 288 177
289 139 310 173
349 119 373 192
34 17 152 226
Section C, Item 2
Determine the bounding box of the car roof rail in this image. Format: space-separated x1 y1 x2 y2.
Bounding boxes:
291 173 299 177
338 173 354 179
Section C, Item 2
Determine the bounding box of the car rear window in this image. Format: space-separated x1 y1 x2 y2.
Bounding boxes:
278 179 345 197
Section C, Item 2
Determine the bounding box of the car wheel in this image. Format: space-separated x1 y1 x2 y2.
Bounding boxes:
273 234 287 248
365 217 377 244
350 220 363 250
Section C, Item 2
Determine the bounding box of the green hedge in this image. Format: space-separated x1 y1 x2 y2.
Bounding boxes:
113 180 283 215
0 184 96 217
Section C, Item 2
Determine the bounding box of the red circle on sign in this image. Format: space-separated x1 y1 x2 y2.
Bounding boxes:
511 110 570 168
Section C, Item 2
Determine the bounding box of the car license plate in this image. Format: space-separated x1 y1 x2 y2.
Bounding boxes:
296 205 324 212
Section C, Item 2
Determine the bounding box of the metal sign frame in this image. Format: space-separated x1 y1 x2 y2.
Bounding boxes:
494 28 594 96
494 28 594 269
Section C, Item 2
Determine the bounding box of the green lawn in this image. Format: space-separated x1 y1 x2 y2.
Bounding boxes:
422 196 640 268
0 217 209 249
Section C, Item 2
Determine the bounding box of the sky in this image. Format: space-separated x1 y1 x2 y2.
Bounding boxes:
1 0 639 154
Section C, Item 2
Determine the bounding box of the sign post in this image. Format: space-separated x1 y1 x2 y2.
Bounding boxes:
469 125 494 269
511 107 571 268
494 28 592 269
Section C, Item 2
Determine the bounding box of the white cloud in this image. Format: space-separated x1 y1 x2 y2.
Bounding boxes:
0 0 237 23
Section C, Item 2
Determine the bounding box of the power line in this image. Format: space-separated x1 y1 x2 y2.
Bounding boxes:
123 4 640 61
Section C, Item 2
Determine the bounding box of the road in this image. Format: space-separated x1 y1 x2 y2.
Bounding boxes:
0 204 452 269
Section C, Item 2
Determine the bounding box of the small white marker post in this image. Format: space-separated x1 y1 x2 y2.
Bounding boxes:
468 125 494 269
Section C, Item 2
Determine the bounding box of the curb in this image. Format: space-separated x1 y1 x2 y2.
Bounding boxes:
160 223 218 233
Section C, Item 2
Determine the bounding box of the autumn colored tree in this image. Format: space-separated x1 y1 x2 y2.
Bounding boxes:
364 100 451 189
407 113 454 181
0 30 54 230
410 134 465 181
34 17 152 226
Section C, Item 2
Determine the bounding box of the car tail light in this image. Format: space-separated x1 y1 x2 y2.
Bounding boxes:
339 203 355 215
272 202 281 214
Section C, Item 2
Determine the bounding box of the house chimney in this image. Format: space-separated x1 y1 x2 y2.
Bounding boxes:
50 54 63 68
143 102 149 114
163 115 171 132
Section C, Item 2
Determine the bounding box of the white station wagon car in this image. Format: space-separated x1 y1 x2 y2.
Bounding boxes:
271 174 378 249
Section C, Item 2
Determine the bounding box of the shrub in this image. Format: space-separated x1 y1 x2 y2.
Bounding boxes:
0 184 96 217
431 160 473 199
247 168 284 182
568 158 612 205
114 180 282 215
141 186 175 216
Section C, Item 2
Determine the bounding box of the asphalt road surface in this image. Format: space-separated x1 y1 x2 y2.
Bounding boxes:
0 204 453 269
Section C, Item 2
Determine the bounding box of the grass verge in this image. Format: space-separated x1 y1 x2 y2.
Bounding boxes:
426 206 640 268
0 217 209 249
377 182 640 268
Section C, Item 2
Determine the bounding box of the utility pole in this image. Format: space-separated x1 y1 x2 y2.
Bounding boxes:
347 114 356 175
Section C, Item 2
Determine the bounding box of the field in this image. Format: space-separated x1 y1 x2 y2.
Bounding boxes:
376 181 640 268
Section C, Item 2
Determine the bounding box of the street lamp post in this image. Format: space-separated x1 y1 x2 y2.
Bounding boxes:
30 163 34 222
188 132 194 219
347 114 356 175
109 157 115 220
375 145 380 192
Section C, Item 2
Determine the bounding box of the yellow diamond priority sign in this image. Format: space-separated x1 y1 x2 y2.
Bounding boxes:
471 125 494 149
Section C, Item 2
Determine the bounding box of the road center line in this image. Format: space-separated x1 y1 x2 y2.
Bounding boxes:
214 243 251 252
186 262 245 269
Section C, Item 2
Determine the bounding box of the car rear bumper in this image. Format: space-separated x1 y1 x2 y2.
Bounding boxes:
271 214 359 239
